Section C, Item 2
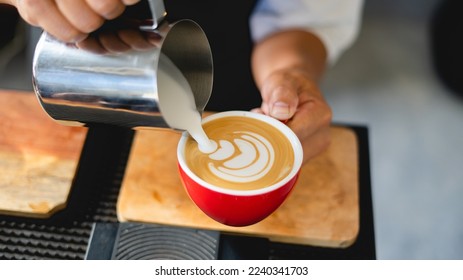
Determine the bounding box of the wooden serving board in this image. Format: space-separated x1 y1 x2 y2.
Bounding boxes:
0 91 87 218
117 121 359 248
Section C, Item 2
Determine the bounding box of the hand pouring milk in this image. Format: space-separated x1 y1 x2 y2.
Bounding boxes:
157 53 217 153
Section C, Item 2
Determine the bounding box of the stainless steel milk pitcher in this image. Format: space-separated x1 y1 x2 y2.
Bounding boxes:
32 0 213 129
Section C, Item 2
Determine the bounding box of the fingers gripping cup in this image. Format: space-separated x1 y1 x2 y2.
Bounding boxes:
177 111 303 227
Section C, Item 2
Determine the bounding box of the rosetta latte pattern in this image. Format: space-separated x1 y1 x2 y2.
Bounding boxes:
207 132 274 183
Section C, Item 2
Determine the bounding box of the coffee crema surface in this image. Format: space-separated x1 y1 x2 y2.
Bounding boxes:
184 116 294 191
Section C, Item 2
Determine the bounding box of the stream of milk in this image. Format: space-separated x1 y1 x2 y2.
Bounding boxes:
157 53 217 153
157 53 277 182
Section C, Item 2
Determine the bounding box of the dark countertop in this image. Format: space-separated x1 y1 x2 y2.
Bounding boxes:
0 123 375 260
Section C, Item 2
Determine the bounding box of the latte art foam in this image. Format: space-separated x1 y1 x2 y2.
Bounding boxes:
208 131 274 183
184 116 294 191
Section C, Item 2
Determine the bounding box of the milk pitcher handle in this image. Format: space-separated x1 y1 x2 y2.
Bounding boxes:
143 0 167 29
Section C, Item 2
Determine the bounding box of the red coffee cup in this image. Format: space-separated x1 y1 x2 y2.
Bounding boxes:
177 111 303 227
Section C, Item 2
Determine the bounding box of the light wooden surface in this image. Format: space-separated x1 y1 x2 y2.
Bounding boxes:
117 123 360 248
0 91 87 218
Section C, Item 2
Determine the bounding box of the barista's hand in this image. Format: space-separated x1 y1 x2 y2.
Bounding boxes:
252 68 332 165
5 0 140 42
76 27 161 54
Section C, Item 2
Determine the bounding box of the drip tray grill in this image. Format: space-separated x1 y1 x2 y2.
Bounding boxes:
86 223 220 260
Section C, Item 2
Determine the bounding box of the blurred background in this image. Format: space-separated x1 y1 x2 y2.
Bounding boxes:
1 0 462 259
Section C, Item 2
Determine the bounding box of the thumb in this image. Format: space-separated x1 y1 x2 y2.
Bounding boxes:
265 86 298 121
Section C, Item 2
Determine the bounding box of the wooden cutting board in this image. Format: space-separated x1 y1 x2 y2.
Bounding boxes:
117 121 359 248
0 90 87 218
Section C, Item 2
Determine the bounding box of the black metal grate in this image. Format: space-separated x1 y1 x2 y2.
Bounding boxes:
112 223 219 260
0 221 92 259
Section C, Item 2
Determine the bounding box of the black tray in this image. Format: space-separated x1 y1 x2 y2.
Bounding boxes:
0 124 375 260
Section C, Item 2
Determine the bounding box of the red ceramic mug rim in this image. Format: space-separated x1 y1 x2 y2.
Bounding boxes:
177 110 303 196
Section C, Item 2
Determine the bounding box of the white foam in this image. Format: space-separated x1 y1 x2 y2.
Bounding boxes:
207 131 275 183
222 139 255 169
209 140 234 160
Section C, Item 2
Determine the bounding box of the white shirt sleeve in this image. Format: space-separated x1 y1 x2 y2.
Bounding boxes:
250 0 364 64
